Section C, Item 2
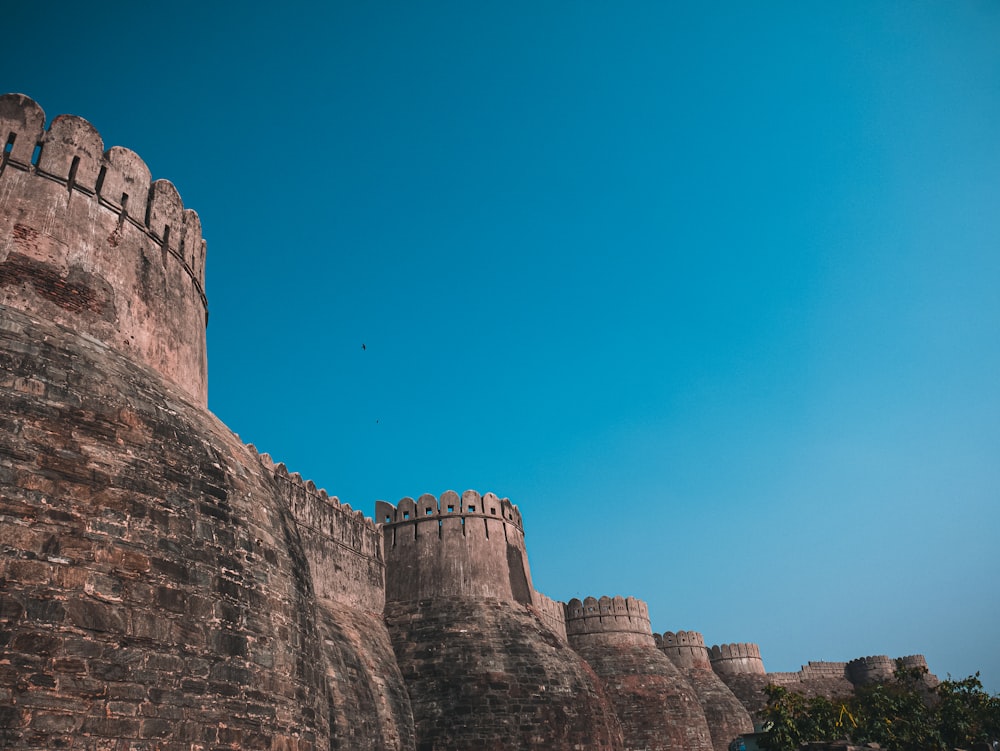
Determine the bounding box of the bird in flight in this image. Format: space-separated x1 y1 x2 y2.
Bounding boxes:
362 343 366 351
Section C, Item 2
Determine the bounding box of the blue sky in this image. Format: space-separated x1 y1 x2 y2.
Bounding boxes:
4 1 999 691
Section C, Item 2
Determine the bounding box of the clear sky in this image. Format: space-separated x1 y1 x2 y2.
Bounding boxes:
4 1 999 692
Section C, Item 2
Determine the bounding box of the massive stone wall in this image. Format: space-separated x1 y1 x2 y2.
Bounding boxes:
0 94 208 404
0 305 331 749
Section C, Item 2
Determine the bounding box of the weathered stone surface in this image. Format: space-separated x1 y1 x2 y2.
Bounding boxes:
0 304 413 750
386 597 625 751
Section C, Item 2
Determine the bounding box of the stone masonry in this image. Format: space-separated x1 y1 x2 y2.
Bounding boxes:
0 94 939 750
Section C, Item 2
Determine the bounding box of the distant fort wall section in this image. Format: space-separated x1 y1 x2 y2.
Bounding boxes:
376 490 535 604
0 94 208 403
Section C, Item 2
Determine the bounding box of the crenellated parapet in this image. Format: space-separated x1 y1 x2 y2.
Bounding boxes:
846 654 895 685
709 642 767 677
251 446 385 613
564 595 654 647
658 629 713 670
0 94 208 403
532 590 568 642
377 490 535 605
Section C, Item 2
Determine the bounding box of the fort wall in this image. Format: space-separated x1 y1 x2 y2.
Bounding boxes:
0 94 207 403
0 92 949 751
255 450 384 614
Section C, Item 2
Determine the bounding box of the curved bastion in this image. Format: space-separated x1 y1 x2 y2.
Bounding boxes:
379 493 625 751
565 596 715 751
657 631 753 751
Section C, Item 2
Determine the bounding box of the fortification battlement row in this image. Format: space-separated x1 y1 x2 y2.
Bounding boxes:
376 490 523 531
564 595 652 638
251 445 379 535
0 94 207 302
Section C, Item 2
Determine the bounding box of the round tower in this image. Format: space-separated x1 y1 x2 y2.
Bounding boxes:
0 94 208 404
377 490 533 604
709 643 770 717
564 596 715 751
658 631 753 751
709 642 767 677
379 493 624 751
846 655 895 686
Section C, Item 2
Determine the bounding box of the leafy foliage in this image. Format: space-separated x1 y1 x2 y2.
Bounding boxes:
757 665 1000 751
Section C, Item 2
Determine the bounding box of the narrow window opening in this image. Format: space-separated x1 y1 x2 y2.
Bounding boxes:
402 511 409 520
95 165 107 196
461 517 466 536
67 156 80 193
425 507 433 515
119 193 129 218
384 515 391 523
490 508 496 515
484 519 490 539
438 519 443 538
3 133 14 154
447 505 454 513
160 225 171 267
468 505 476 513
391 527 396 548
31 143 41 165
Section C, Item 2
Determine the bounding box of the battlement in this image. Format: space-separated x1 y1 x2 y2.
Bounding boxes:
250 446 385 613
0 93 208 402
376 489 523 531
378 490 535 605
709 642 767 676
564 595 654 647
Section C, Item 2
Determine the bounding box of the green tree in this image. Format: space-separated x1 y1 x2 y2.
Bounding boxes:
756 666 1000 751
937 673 1000 749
